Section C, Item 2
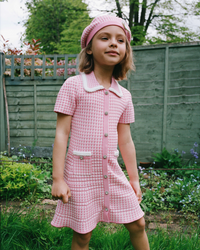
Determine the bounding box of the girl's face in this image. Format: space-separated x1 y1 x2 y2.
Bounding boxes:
87 25 126 70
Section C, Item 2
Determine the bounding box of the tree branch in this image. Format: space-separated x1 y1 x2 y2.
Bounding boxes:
129 0 134 28
140 0 147 26
145 0 161 32
134 0 139 25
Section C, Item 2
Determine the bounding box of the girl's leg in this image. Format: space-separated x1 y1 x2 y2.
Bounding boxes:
71 230 92 250
124 217 150 250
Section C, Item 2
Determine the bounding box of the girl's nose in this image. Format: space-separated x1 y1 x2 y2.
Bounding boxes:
110 39 117 47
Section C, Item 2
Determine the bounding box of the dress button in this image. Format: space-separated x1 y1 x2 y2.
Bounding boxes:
105 208 108 212
103 155 107 159
104 133 108 137
104 111 108 115
105 91 109 95
105 191 109 195
80 156 84 160
104 175 108 179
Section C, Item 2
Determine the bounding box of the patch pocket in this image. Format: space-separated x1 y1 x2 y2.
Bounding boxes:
114 150 119 158
73 151 92 176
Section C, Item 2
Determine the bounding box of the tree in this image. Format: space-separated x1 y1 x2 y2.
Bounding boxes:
84 0 200 45
24 0 90 54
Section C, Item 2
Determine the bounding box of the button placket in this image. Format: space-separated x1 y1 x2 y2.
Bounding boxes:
102 89 110 222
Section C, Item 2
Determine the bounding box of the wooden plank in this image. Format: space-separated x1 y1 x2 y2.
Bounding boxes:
132 96 164 105
42 54 46 79
53 55 57 79
9 137 35 147
133 49 165 63
37 85 61 91
10 120 35 129
37 92 58 97
20 55 24 80
168 86 200 96
169 69 200 80
8 105 34 112
129 70 164 82
131 88 164 97
37 97 57 105
37 105 55 112
167 94 200 104
31 55 34 80
130 80 165 90
37 121 56 129
6 92 34 97
34 82 37 141
7 97 34 105
11 56 14 80
169 59 200 71
169 78 200 88
0 53 6 151
5 79 64 86
169 47 200 61
64 55 68 79
6 85 33 92
35 138 55 147
10 129 35 137
9 112 34 121
37 112 57 120
37 129 56 137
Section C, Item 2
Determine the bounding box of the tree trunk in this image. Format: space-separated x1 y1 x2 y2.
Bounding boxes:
115 0 123 18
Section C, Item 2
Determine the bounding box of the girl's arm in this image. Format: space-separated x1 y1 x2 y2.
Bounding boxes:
117 123 142 203
52 113 72 203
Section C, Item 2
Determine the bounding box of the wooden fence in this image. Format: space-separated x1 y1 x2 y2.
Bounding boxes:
0 42 200 163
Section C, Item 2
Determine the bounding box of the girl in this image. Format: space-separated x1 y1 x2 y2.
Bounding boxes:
51 15 150 250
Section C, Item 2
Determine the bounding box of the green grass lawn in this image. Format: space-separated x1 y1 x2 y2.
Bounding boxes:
1 207 199 250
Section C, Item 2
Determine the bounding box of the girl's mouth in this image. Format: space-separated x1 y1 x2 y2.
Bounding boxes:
105 51 119 55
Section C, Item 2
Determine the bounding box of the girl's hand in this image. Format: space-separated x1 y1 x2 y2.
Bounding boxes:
52 179 71 204
129 180 142 204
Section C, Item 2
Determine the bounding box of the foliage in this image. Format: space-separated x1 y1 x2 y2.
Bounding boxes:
1 208 200 250
0 152 52 202
139 169 200 214
24 0 90 54
52 12 91 54
152 143 199 172
94 0 200 45
152 147 182 170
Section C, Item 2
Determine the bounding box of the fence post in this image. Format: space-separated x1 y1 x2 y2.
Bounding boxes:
162 46 169 150
0 52 6 151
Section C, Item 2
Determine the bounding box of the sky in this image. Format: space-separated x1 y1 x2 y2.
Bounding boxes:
0 0 199 51
0 0 28 50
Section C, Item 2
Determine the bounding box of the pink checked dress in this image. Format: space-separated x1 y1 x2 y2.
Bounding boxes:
51 72 144 233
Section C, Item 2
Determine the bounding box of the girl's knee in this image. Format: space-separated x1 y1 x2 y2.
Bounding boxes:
124 217 146 233
73 231 92 244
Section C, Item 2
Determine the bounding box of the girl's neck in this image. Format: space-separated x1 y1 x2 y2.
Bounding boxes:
93 67 113 90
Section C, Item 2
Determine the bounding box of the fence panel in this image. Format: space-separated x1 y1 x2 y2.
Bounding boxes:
0 43 200 163
130 42 200 163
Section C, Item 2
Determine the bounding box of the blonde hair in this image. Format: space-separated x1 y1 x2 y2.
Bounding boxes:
79 39 135 80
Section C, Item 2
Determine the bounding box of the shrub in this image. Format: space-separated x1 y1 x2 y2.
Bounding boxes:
0 152 51 201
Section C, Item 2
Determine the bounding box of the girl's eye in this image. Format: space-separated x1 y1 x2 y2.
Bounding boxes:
118 39 124 43
101 37 108 40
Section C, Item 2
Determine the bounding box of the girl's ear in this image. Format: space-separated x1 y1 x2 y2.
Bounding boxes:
86 49 92 55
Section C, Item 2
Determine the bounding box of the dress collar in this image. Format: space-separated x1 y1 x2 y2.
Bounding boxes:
81 72 123 98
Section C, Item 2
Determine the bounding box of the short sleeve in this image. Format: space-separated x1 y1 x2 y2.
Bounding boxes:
54 78 77 115
119 92 135 123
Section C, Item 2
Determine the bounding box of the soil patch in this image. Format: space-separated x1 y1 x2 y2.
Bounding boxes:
1 200 199 232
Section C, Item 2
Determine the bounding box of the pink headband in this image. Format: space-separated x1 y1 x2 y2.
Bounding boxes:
81 15 131 49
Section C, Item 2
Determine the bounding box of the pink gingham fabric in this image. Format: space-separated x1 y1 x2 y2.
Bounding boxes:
81 15 131 48
51 72 144 233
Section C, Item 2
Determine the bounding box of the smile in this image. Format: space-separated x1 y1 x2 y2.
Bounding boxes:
105 51 119 55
